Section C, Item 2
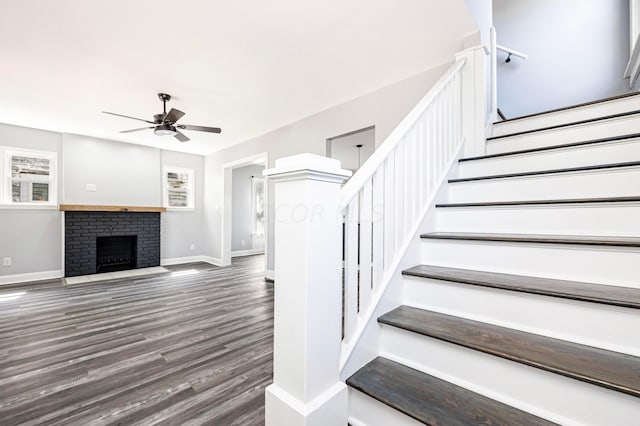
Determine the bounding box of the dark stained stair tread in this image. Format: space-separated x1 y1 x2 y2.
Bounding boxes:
402 265 640 309
347 357 556 426
487 109 640 141
448 161 640 184
493 92 640 125
420 232 640 248
460 133 640 163
436 196 640 208
379 307 640 398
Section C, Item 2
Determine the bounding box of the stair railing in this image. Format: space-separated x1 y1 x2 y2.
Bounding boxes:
339 58 466 368
264 46 488 426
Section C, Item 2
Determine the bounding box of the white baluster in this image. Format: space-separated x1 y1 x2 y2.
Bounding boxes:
359 181 372 312
372 168 384 291
344 199 359 343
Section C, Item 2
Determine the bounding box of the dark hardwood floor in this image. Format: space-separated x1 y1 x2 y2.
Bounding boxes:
0 255 273 425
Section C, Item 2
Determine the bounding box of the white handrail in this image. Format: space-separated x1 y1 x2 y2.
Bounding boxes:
338 58 468 361
496 44 528 61
340 59 465 209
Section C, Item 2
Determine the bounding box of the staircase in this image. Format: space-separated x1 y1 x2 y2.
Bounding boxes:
346 94 640 425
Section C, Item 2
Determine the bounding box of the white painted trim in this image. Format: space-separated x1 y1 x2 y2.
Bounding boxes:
231 249 265 258
265 269 275 281
160 256 205 266
0 204 58 210
160 255 225 267
496 44 528 60
221 151 269 269
340 60 465 208
339 143 464 372
347 417 367 426
201 255 224 266
0 269 63 285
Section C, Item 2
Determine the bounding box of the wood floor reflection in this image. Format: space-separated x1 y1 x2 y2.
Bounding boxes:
0 255 273 425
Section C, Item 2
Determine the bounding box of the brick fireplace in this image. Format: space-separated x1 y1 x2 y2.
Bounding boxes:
63 208 163 277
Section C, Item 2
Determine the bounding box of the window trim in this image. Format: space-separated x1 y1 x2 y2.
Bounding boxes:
2 146 58 207
162 166 195 211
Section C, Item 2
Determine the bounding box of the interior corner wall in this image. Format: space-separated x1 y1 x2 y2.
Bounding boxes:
203 61 452 273
464 0 493 47
494 0 631 118
0 123 63 277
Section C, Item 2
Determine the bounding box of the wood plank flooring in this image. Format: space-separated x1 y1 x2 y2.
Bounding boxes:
0 255 273 425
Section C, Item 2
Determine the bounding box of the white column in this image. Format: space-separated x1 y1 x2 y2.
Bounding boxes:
456 45 487 157
263 154 351 426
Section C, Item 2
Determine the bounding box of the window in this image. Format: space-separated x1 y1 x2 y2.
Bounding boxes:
3 148 57 206
163 166 194 210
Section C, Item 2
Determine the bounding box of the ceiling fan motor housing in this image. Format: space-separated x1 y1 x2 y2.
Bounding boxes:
154 122 177 136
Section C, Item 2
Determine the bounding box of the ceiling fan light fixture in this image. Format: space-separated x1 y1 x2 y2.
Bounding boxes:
154 123 177 136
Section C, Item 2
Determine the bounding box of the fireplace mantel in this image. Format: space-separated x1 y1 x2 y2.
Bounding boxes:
59 204 167 213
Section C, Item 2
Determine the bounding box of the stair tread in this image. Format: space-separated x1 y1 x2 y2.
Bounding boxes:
402 264 640 309
487 109 640 141
460 133 640 163
435 196 640 208
448 160 640 184
420 232 640 247
379 307 640 398
494 92 640 125
347 357 556 426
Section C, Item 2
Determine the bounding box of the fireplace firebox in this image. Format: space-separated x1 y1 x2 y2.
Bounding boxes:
96 235 137 273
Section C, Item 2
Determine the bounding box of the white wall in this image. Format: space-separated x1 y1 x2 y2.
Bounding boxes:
231 164 265 253
0 124 63 277
160 150 206 261
327 127 375 174
0 123 206 280
62 134 161 206
464 0 493 47
494 0 631 118
204 61 452 273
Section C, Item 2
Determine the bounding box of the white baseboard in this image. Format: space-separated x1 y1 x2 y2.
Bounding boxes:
161 255 226 267
265 269 275 281
161 256 205 266
0 269 63 286
201 256 225 266
231 249 265 258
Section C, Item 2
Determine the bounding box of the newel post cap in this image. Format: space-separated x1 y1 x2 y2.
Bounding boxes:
263 153 352 183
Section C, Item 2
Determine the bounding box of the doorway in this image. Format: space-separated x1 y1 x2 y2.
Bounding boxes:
221 152 269 272
231 162 266 257
326 126 375 174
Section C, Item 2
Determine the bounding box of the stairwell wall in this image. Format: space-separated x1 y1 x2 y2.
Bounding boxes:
203 62 453 273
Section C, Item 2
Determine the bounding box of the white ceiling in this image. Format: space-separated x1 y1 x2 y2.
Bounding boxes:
0 0 476 156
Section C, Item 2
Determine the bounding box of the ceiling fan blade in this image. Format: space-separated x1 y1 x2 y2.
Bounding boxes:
175 131 190 142
102 111 155 124
165 108 186 123
178 124 222 134
120 126 155 134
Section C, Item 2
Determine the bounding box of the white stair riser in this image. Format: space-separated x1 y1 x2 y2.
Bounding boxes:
459 139 640 178
380 327 640 426
448 168 640 203
349 388 423 426
435 205 640 235
403 276 640 356
492 96 640 137
487 116 640 154
421 240 640 288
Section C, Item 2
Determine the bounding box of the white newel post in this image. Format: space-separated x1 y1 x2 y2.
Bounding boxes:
456 45 487 157
263 154 352 426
